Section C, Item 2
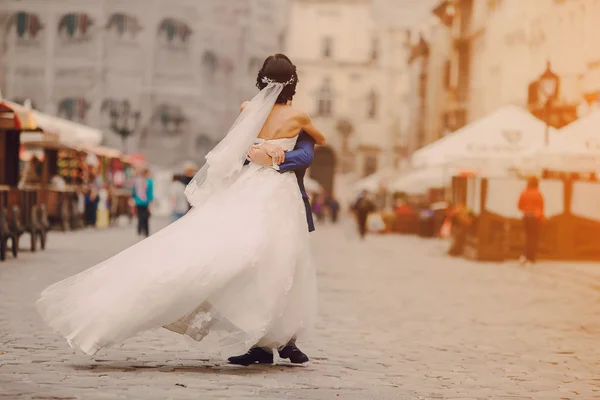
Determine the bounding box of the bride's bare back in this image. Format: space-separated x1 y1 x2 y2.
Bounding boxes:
241 102 326 145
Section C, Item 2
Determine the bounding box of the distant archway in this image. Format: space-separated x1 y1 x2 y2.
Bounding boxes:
310 146 336 195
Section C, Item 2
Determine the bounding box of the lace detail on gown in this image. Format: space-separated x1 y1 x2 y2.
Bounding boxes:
36 135 317 356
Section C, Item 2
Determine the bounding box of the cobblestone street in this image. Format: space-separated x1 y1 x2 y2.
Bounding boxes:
2 219 600 399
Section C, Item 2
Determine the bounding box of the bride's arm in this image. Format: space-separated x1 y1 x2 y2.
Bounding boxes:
246 132 315 172
240 101 250 112
298 113 326 145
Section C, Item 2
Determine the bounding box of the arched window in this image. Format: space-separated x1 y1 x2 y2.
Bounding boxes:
106 13 142 38
363 154 378 177
367 90 378 119
322 36 333 58
278 32 286 50
202 51 218 77
371 37 379 61
317 78 333 117
7 11 44 40
57 13 94 40
248 56 262 75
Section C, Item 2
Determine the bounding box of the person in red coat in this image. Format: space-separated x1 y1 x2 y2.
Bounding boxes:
518 177 545 265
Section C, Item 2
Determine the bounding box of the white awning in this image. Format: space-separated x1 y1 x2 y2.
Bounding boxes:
33 111 103 146
518 109 600 172
411 105 555 168
304 176 323 193
388 166 453 195
352 168 395 193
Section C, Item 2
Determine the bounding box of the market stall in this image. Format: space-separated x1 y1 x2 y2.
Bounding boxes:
450 175 600 262
0 100 47 255
20 137 85 231
82 145 135 224
33 110 103 146
110 154 136 223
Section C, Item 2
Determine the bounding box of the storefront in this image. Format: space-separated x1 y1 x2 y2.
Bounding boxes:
20 137 85 231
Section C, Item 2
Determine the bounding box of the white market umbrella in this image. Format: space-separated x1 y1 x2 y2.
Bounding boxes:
33 111 103 146
388 166 454 195
352 168 395 193
411 105 555 169
523 109 600 172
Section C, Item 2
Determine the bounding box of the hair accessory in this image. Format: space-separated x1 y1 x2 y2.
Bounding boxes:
261 76 295 87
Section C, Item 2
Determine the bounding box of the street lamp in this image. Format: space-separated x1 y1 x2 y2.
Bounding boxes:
536 61 560 146
336 118 354 173
109 100 141 154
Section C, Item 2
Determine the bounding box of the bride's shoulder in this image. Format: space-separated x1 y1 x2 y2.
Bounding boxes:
288 107 311 123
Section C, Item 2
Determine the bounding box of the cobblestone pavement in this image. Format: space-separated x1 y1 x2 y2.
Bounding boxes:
2 218 600 399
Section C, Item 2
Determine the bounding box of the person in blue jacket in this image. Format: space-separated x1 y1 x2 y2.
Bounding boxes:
132 168 154 238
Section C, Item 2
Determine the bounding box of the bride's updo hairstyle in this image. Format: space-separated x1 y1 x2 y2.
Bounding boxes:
256 54 299 104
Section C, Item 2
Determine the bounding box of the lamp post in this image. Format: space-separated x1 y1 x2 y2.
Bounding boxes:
109 100 141 154
536 61 560 146
336 119 354 173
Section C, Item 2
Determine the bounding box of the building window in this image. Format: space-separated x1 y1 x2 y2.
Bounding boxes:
322 36 333 58
248 56 262 74
443 59 451 89
58 13 94 41
371 37 379 61
317 78 333 117
202 51 218 78
278 32 286 50
363 154 378 177
367 90 378 119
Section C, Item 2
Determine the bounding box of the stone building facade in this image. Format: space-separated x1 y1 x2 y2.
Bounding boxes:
286 0 410 194
0 0 290 168
427 0 600 138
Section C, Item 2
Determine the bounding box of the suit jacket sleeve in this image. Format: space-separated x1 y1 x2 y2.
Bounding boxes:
278 132 315 173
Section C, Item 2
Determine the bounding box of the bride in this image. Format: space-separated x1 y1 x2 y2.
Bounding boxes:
36 54 325 363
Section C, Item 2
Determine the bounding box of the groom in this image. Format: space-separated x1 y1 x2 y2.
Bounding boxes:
227 130 316 366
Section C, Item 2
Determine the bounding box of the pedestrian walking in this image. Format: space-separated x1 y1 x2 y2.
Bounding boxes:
312 195 325 222
180 162 198 211
84 186 100 227
352 190 376 239
170 174 188 223
518 177 544 265
326 195 340 223
132 168 154 238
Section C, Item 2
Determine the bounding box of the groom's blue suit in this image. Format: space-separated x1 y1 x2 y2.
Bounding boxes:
248 130 316 232
276 130 316 233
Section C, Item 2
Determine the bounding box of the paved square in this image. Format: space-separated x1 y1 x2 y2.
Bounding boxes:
1 219 600 399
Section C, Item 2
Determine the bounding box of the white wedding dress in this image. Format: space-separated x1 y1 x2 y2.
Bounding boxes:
36 134 317 356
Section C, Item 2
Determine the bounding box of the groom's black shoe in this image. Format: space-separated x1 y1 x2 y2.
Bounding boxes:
228 348 273 366
278 344 309 364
